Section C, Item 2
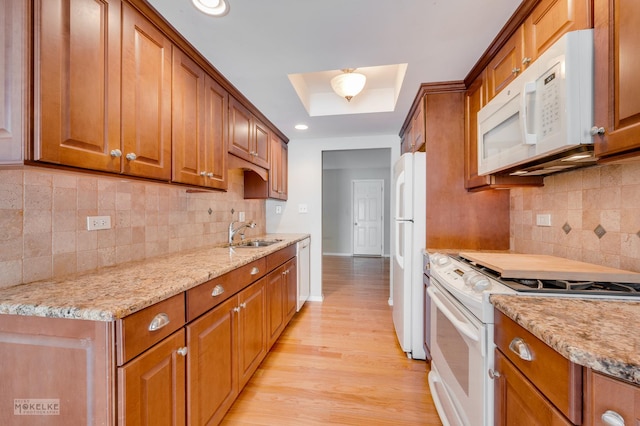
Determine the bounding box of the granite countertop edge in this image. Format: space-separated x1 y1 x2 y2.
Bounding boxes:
0 234 310 322
491 294 640 386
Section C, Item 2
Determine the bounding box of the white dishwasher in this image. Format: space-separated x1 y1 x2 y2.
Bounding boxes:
296 237 310 311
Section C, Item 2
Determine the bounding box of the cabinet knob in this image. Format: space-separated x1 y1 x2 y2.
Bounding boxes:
509 337 533 361
512 67 521 75
601 410 625 426
177 347 188 357
211 284 225 297
148 313 170 331
522 57 532 65
125 152 137 161
110 149 122 158
240 302 247 309
488 369 501 379
233 306 241 313
590 126 606 136
250 267 260 275
207 172 214 178
200 171 207 177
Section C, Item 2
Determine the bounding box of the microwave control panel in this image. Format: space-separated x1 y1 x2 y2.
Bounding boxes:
538 62 561 138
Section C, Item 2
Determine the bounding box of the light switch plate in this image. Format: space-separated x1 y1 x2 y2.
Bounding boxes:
87 215 111 231
536 214 552 227
275 205 282 214
238 211 245 221
298 204 308 214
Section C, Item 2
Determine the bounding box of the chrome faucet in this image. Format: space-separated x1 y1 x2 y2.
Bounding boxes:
228 221 256 245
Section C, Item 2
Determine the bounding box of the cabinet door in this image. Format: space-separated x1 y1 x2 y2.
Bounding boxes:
269 134 281 197
187 296 237 426
172 49 205 187
34 0 121 172
494 349 572 426
253 119 270 169
266 265 285 349
121 3 172 180
0 0 25 164
284 258 298 323
237 278 267 390
593 0 640 159
229 97 253 162
202 75 228 190
523 0 591 66
411 98 425 152
486 26 524 101
118 329 186 426
585 369 639 426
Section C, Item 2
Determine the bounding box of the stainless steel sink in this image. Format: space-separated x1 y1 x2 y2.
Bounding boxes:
232 239 282 248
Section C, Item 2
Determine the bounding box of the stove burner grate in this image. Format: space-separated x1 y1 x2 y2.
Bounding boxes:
508 278 640 293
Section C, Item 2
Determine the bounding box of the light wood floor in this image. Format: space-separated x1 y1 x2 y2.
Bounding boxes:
221 255 442 425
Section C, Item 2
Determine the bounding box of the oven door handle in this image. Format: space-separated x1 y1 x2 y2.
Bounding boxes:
427 286 480 342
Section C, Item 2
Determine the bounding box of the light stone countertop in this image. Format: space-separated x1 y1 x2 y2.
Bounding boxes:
0 234 309 322
491 295 640 385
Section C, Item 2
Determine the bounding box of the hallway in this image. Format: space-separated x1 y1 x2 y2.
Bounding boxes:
221 255 442 425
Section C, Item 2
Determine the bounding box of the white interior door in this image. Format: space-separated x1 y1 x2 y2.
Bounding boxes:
352 179 384 256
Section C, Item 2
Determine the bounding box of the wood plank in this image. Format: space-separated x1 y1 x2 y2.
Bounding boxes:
221 256 442 425
459 252 640 283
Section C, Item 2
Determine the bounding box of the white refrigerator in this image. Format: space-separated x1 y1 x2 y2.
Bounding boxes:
392 152 426 360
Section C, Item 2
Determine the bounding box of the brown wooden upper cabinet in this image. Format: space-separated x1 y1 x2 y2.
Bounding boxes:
593 0 640 160
172 49 228 190
400 96 425 154
486 0 591 102
34 0 172 181
269 134 288 200
229 97 270 169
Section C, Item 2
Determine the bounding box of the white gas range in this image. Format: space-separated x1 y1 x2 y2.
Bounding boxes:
423 251 640 426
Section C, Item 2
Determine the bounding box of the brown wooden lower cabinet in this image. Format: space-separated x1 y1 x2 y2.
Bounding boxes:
584 369 640 426
494 349 572 426
266 257 297 350
0 245 299 426
118 329 187 426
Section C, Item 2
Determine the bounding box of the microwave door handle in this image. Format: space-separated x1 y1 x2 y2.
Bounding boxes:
522 81 537 145
427 286 479 342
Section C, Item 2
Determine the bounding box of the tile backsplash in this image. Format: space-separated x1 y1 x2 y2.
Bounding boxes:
510 161 640 272
0 167 265 288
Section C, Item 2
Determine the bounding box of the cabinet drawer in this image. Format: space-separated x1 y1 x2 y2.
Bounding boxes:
266 244 296 271
117 293 185 365
494 309 582 424
186 258 266 321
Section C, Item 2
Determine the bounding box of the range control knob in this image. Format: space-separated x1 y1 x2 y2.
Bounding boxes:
432 254 451 266
463 272 491 292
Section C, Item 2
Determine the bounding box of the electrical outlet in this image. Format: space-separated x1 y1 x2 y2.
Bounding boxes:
298 204 308 214
238 211 245 221
87 215 111 231
536 214 552 227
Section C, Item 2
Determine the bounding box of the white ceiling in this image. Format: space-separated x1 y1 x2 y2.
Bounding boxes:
147 0 522 141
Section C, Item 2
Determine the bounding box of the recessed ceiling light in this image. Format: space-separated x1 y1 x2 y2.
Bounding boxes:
295 124 308 130
192 0 230 17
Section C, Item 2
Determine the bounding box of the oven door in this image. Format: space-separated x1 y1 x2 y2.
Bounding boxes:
427 278 488 426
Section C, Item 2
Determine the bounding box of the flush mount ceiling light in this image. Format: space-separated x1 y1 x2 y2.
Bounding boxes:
330 69 366 102
192 0 230 17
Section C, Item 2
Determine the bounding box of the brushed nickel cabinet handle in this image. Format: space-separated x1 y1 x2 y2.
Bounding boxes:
250 267 260 275
110 149 122 158
488 369 501 379
211 285 225 297
148 313 170 331
125 152 137 161
601 410 625 426
177 347 188 357
509 337 533 361
590 126 605 136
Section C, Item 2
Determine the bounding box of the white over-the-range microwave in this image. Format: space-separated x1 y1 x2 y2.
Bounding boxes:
478 29 596 177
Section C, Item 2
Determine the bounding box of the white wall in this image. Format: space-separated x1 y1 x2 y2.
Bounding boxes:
266 135 400 302
322 167 391 255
